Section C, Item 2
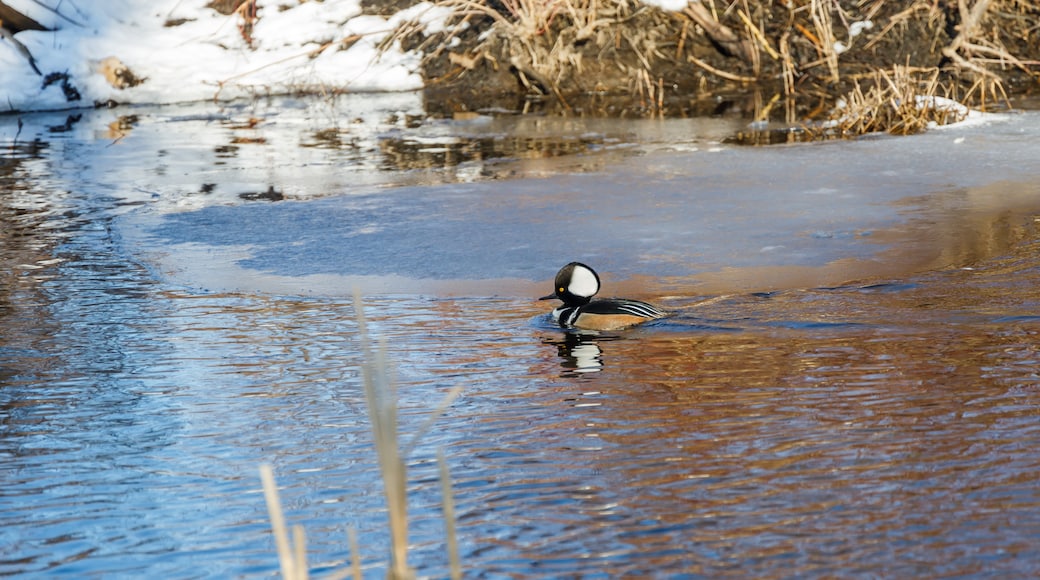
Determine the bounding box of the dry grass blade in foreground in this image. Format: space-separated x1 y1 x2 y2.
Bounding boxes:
259 296 463 579
354 294 413 580
438 450 462 580
260 464 310 580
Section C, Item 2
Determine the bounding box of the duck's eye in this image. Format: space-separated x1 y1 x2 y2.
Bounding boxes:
558 287 565 293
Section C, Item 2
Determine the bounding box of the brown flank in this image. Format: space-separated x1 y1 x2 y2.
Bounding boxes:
571 312 653 331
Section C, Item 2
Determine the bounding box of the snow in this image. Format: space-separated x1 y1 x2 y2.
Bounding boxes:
848 20 873 38
641 0 690 11
917 95 994 129
1 0 452 112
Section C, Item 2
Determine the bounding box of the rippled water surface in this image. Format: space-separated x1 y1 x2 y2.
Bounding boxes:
2 98 1040 578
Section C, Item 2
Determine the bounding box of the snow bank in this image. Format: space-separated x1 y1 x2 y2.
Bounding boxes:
1 0 452 112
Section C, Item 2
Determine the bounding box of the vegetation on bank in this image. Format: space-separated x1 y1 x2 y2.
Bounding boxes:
385 0 1039 133
4 1 1037 134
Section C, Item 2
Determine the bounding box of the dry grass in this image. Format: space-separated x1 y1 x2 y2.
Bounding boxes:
829 66 968 136
259 296 463 580
438 450 462 580
809 0 840 84
260 465 307 580
354 292 414 580
392 0 679 110
182 0 1040 118
396 0 1037 122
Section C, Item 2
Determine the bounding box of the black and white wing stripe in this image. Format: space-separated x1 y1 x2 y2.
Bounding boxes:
611 299 666 319
580 299 665 319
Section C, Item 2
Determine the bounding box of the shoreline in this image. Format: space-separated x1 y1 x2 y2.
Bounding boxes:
1 0 1038 123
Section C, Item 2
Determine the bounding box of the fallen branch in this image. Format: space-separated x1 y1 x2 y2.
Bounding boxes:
940 0 1000 78
683 1 755 64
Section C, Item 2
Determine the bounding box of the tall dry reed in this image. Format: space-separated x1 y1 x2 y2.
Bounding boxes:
259 295 463 579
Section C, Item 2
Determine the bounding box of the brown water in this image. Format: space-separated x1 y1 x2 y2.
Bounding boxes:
2 99 1039 578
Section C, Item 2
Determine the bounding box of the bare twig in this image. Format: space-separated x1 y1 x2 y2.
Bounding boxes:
687 54 756 82
737 6 779 61
0 26 41 75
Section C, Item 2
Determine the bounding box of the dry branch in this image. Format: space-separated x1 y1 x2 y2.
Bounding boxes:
683 1 755 63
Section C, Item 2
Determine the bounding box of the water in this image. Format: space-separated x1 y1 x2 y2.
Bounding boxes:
2 96 1040 578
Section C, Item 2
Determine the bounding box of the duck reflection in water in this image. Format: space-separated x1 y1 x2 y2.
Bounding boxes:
544 331 625 375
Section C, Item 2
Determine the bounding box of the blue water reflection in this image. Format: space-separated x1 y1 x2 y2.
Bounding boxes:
2 102 1040 578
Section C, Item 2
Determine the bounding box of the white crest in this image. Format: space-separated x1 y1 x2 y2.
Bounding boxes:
568 265 599 298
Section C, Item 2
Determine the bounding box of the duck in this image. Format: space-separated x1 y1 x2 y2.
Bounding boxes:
540 262 666 330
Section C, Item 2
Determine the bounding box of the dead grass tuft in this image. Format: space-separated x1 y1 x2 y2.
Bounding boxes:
830 66 968 136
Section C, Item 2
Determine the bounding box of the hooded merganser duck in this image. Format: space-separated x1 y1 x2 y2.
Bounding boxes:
540 262 666 331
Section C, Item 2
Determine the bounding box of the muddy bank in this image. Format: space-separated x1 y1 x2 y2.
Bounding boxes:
373 0 1040 118
5 1 1037 120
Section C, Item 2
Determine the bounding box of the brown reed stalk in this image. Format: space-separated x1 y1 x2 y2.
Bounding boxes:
260 464 310 580
438 450 462 580
261 295 462 580
353 291 414 580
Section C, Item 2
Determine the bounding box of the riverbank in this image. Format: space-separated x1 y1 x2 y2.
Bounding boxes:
2 1 1038 130
410 0 1040 119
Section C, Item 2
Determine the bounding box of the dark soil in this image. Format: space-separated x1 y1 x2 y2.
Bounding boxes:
364 0 1040 119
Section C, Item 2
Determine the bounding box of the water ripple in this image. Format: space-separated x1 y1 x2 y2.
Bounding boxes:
4 107 1040 578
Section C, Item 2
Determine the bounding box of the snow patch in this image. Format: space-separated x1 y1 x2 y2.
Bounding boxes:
642 0 690 12
0 0 454 112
